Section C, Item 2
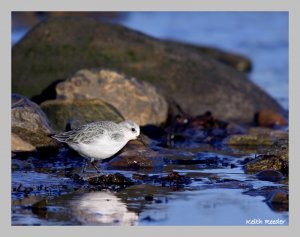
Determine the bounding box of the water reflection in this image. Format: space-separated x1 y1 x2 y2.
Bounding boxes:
138 189 288 226
70 191 138 225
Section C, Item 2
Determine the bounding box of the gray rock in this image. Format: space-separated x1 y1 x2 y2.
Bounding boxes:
56 69 168 126
12 17 282 123
40 99 124 132
11 93 55 148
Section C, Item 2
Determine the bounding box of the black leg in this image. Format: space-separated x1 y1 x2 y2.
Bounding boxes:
91 160 101 173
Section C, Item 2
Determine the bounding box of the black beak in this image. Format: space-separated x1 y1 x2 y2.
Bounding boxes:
137 136 147 146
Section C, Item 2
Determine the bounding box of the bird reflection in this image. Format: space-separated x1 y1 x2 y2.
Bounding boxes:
71 191 138 225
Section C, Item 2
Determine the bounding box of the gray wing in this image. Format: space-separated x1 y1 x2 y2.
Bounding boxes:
52 125 105 144
110 132 125 142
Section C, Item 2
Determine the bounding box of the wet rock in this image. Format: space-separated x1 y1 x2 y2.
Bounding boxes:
31 199 48 211
11 133 36 152
244 155 285 174
266 190 289 212
12 17 282 123
107 140 164 169
86 173 134 186
144 194 154 201
189 111 228 130
56 69 168 126
40 99 124 132
243 186 280 198
255 170 284 182
267 190 289 205
224 134 274 146
173 156 220 167
254 109 287 127
31 199 49 218
11 93 56 149
159 172 192 188
267 140 289 163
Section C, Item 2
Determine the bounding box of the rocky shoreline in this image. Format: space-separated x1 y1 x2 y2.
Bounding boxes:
11 16 288 225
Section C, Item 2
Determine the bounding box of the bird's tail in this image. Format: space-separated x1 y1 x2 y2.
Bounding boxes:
51 131 74 143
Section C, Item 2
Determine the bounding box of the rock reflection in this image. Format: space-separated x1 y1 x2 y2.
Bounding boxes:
71 191 138 225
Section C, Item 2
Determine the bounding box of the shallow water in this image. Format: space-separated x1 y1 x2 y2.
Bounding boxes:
11 143 288 226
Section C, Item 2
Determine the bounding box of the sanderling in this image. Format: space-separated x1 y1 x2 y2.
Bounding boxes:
52 120 141 173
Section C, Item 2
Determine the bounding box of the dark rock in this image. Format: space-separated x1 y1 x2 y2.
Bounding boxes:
190 111 228 129
162 172 191 186
255 170 284 182
107 141 164 169
12 17 282 123
11 93 57 149
243 186 280 198
40 99 124 132
56 68 168 126
266 190 289 212
86 173 134 186
144 195 154 201
31 199 48 211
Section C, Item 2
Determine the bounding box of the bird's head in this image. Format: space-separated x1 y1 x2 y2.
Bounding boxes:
119 120 140 140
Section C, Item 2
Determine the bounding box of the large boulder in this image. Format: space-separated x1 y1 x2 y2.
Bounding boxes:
12 17 283 123
11 93 55 148
56 69 168 126
40 99 124 132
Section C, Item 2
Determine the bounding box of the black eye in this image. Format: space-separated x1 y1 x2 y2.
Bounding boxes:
131 128 136 132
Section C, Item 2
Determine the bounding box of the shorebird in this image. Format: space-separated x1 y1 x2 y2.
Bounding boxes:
52 120 141 173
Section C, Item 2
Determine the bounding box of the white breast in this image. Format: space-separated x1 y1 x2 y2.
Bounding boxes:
69 137 128 160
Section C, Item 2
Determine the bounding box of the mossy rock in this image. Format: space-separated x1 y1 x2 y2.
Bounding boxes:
40 99 124 132
12 17 283 123
224 134 274 146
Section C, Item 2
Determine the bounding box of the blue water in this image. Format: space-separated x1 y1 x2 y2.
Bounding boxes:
12 12 288 110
